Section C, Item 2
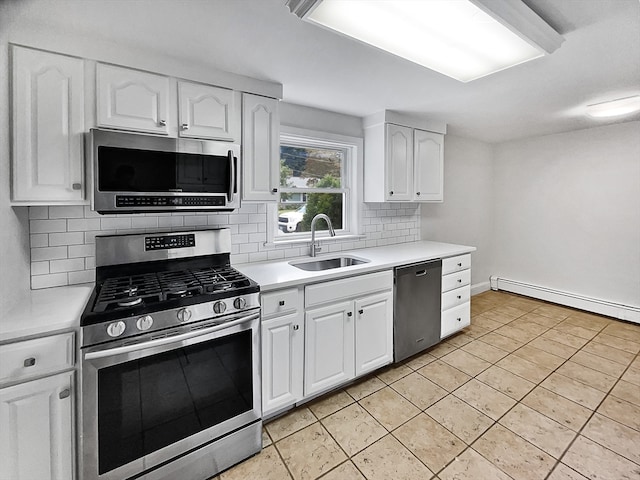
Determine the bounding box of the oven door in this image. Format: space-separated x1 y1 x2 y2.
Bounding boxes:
80 310 260 480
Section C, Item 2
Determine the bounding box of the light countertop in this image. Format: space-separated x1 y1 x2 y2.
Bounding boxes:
0 284 93 343
1 241 474 343
236 240 476 292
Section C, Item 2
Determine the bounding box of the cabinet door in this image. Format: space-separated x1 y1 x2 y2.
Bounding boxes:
414 129 444 202
385 124 413 201
11 46 85 203
242 94 280 201
355 291 393 376
97 63 170 134
262 313 304 416
0 371 74 480
178 81 239 141
304 301 354 397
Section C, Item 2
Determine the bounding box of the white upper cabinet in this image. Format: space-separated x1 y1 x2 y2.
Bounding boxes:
96 63 170 134
364 111 446 203
242 93 280 201
385 124 413 201
414 129 444 202
178 81 240 141
11 46 85 204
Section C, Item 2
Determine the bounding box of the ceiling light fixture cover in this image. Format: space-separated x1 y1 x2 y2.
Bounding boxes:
585 96 640 118
285 0 564 82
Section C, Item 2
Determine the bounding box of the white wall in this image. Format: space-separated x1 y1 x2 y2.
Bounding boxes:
422 135 494 292
0 5 31 312
492 121 640 308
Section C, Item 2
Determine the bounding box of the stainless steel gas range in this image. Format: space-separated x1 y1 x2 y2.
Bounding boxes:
79 228 261 480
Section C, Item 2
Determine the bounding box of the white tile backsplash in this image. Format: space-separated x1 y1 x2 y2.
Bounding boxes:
27 203 420 289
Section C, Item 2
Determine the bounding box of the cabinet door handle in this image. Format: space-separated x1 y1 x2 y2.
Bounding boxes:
159 119 167 127
389 191 394 196
293 324 299 331
59 388 71 400
416 192 421 196
279 300 285 306
271 188 278 193
72 183 82 190
347 312 352 317
358 309 364 315
23 357 36 368
181 123 190 130
457 317 462 322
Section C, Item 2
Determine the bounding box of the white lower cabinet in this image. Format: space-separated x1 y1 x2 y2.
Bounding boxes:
304 300 355 396
355 292 393 376
304 271 393 397
441 254 472 338
0 371 74 480
0 332 75 480
261 287 304 417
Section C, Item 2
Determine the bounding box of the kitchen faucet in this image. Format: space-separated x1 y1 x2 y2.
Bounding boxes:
309 214 335 257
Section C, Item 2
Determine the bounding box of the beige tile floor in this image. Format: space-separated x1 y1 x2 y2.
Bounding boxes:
215 291 640 480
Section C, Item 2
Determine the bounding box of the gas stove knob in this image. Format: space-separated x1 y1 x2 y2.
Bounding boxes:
177 308 192 323
136 315 154 331
106 321 126 338
213 301 227 314
233 297 247 310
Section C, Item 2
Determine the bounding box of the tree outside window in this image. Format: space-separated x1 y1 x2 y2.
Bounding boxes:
278 143 346 235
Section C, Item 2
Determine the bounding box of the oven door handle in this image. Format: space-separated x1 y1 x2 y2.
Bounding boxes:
84 312 259 361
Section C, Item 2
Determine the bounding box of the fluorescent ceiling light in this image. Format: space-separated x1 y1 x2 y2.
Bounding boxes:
586 96 640 118
286 0 564 82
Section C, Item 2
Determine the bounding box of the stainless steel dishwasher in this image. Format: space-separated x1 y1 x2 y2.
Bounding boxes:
393 259 442 362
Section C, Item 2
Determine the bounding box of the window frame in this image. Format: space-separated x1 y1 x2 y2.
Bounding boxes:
267 126 363 246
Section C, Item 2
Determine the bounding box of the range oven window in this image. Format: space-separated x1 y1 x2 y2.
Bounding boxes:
97 330 253 475
97 146 231 193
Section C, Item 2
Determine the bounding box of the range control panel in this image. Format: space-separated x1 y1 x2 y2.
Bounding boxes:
145 234 196 251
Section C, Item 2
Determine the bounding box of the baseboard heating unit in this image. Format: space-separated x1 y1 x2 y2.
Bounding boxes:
489 276 640 324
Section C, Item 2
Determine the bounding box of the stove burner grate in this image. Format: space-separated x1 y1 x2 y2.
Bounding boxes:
91 265 254 314
95 274 162 313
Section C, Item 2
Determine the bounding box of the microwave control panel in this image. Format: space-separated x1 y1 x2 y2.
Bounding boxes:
115 195 225 208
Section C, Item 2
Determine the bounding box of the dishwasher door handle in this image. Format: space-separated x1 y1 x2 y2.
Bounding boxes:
415 270 427 277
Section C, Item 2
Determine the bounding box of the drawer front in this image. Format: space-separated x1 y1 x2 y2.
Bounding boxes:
441 302 471 339
442 285 471 311
442 269 471 293
261 288 301 319
442 254 471 275
305 270 393 308
0 332 75 385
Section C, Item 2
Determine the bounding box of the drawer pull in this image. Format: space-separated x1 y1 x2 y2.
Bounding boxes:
59 388 71 400
23 357 36 368
457 262 462 267
279 300 285 306
457 279 462 283
457 295 462 299
358 309 364 315
293 324 299 331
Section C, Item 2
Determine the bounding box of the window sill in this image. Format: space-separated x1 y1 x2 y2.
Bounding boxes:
266 233 366 248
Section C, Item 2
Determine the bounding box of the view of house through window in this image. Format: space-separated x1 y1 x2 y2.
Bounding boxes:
277 141 347 236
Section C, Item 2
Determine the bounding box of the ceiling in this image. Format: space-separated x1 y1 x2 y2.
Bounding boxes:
3 0 639 143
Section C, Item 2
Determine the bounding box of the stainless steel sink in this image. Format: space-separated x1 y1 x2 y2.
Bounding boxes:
289 255 370 271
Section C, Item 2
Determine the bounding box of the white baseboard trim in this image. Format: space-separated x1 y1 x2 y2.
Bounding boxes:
489 276 640 324
471 281 491 296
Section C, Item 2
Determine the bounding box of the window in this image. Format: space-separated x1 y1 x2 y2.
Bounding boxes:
268 127 362 244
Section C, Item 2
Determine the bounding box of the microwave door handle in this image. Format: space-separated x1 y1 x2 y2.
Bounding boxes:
227 150 235 203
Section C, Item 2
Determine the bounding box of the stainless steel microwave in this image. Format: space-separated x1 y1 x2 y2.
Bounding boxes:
89 129 240 214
